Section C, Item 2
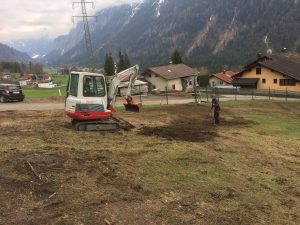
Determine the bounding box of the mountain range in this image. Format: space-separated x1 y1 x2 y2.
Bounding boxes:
5 0 300 72
6 38 54 62
0 43 31 63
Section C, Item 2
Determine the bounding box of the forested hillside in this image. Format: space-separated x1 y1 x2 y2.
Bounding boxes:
46 0 300 72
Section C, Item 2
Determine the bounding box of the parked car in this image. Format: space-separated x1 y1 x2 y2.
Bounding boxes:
0 83 25 103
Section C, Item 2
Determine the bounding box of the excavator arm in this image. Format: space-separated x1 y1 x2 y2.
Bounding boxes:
107 64 141 112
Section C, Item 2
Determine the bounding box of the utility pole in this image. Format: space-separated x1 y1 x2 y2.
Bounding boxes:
72 0 96 70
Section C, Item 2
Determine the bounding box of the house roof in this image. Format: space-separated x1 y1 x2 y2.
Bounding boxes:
118 80 148 88
19 75 32 81
36 74 51 80
1 69 11 74
146 64 199 80
236 52 300 81
214 71 236 84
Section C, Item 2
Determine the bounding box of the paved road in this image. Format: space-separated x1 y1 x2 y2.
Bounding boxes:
0 95 299 112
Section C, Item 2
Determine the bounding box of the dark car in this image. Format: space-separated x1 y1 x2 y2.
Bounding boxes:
0 83 25 103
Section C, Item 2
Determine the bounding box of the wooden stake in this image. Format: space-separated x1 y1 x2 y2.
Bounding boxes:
26 160 42 180
104 219 112 225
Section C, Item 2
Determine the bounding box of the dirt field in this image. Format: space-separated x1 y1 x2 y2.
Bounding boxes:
0 101 299 225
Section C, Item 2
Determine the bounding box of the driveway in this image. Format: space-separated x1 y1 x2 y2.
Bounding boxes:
0 95 299 112
0 97 195 112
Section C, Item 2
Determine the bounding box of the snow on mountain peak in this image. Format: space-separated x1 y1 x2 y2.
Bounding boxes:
32 54 40 59
156 0 166 17
130 1 143 18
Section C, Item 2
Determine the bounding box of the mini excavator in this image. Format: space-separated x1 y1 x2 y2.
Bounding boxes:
65 65 141 131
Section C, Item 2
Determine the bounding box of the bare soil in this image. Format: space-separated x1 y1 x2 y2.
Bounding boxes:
0 102 299 225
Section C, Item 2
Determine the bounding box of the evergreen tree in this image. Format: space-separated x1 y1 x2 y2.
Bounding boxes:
171 49 184 64
104 53 115 75
123 51 131 70
117 50 125 72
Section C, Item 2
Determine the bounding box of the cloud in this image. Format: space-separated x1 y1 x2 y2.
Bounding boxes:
0 0 143 41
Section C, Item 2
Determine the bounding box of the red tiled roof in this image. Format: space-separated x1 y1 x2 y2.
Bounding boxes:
214 71 236 84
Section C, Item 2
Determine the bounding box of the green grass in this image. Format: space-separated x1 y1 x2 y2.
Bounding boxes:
248 113 300 139
52 75 69 86
43 67 60 74
23 87 66 99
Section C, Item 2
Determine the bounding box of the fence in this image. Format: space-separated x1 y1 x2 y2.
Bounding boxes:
196 86 300 102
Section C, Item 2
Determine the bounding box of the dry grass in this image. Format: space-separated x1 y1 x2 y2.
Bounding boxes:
0 101 299 225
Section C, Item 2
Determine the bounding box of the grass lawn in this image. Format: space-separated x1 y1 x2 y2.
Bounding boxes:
43 67 60 74
23 87 67 99
52 75 69 86
0 101 299 224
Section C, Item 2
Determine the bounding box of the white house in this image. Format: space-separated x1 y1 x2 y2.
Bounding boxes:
209 71 236 87
0 70 12 80
37 81 57 88
19 75 32 86
118 80 148 96
143 64 199 92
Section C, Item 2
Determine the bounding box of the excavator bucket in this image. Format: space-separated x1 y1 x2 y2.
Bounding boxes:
124 96 141 112
124 102 140 112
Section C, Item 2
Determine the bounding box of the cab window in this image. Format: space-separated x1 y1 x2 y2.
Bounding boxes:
83 75 106 97
69 74 79 97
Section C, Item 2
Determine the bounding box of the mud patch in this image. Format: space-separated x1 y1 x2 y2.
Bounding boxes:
139 110 252 142
139 116 218 142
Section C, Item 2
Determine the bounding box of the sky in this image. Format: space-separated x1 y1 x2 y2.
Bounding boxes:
0 0 142 42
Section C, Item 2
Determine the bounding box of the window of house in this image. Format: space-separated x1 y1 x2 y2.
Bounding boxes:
279 79 296 86
69 73 79 97
262 78 266 84
273 79 278 84
189 80 192 86
155 74 158 77
153 85 156 89
83 75 106 97
149 74 152 78
256 68 262 75
172 84 176 90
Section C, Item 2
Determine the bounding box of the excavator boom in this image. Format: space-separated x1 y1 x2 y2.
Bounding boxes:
108 64 141 112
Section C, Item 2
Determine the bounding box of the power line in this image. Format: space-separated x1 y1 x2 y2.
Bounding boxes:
72 0 96 70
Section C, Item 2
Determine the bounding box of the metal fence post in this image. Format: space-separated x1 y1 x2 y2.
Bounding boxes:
252 89 254 100
165 86 169 105
235 87 237 101
269 87 271 100
286 88 288 101
139 85 142 104
206 86 209 102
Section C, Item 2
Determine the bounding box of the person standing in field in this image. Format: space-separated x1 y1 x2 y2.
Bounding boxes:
210 95 221 125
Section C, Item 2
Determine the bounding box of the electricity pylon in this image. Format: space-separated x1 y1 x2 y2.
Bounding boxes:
72 0 96 70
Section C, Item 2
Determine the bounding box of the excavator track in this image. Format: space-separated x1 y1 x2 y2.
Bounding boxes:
112 117 135 131
73 117 134 132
